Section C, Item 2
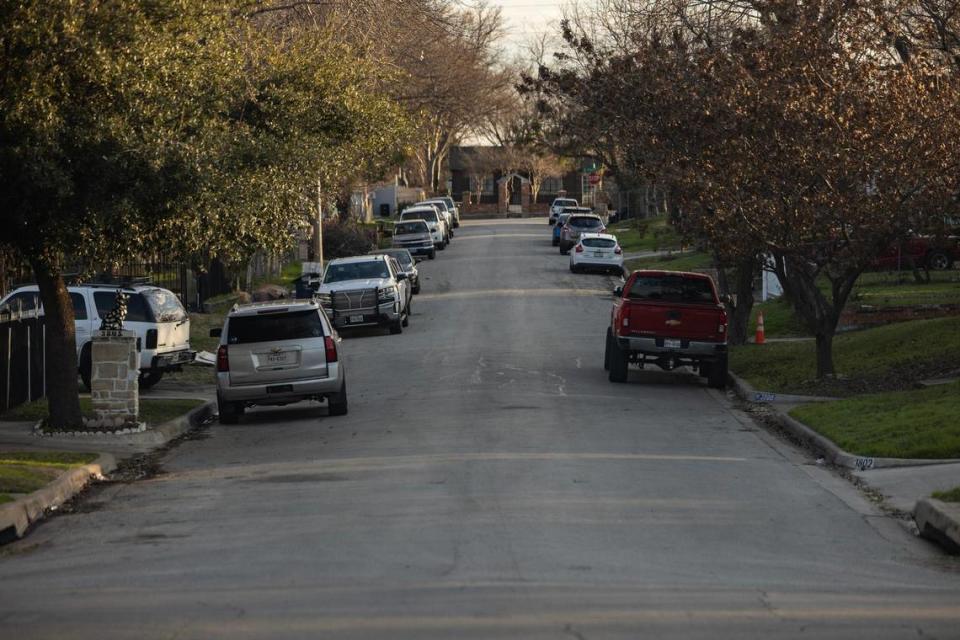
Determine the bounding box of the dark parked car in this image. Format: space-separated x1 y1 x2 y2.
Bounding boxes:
369 248 421 294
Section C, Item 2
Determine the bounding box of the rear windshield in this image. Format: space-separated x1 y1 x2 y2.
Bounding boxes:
395 221 428 235
441 197 455 209
323 260 389 283
94 291 152 322
143 289 187 323
568 216 602 228
423 200 448 211
554 199 576 207
556 214 571 225
582 238 616 248
402 210 438 223
227 309 324 344
627 275 716 304
371 251 412 268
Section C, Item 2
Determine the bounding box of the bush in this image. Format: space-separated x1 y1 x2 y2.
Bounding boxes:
323 221 376 260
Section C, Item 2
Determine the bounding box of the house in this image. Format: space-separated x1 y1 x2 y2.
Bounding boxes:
447 146 607 214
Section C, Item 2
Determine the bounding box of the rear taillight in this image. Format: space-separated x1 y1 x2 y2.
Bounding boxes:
145 329 158 349
614 246 622 255
324 336 338 363
216 345 229 372
575 244 584 253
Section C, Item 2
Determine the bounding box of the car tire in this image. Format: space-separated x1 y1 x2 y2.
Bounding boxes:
218 393 241 424
560 245 568 255
428 250 436 260
79 343 92 391
552 237 559 246
569 263 577 273
927 250 952 271
413 282 421 294
608 339 629 383
707 356 728 389
328 380 348 416
390 318 403 334
139 370 163 389
402 304 410 327
437 242 446 251
604 328 612 371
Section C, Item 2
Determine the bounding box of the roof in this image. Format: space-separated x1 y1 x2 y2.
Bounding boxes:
580 232 617 241
632 269 713 281
327 255 387 265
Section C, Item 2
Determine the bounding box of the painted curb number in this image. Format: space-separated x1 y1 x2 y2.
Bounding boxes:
754 392 777 402
855 457 875 470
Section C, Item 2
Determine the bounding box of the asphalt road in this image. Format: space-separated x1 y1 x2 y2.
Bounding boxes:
2 219 959 639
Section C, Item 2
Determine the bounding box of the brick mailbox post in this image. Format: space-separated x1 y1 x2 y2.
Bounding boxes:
91 329 139 427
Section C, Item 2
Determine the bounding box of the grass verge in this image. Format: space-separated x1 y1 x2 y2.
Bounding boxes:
0 398 204 426
624 251 712 273
749 298 810 338
0 451 99 498
608 217 683 253
932 487 960 502
788 383 960 459
730 315 960 396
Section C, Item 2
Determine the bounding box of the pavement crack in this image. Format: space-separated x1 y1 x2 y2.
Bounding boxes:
563 623 588 640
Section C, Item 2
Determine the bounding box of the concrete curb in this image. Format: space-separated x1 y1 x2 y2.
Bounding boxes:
728 373 959 470
0 402 214 542
914 499 960 554
0 452 116 540
36 401 215 447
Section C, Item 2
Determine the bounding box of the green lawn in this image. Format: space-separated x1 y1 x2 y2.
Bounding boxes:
730 315 960 395
1 398 204 426
189 310 226 354
608 217 683 253
749 298 810 338
0 450 99 499
789 383 960 459
932 487 960 502
624 251 712 273
252 261 302 290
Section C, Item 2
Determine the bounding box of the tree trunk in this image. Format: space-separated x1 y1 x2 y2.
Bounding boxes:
815 331 835 378
715 256 756 346
30 257 83 429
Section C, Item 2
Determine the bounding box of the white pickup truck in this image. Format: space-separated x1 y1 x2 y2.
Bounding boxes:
315 255 412 334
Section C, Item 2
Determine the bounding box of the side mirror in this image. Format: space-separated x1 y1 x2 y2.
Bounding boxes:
209 328 222 338
396 272 408 281
613 286 624 297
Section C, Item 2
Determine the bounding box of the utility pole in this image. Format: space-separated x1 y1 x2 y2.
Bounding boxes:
315 177 324 269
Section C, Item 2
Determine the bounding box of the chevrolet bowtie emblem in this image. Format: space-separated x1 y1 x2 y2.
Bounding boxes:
271 347 282 353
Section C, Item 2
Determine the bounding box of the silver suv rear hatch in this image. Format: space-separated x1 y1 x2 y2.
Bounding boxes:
226 308 329 385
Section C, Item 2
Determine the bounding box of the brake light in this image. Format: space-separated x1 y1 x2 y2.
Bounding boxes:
216 345 229 372
575 244 584 253
324 336 338 363
614 245 622 255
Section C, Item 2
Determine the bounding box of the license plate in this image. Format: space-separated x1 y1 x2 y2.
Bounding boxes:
664 339 682 349
593 251 605 257
349 314 364 323
266 351 295 365
266 384 293 394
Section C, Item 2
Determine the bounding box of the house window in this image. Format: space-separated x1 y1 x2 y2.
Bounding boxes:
482 176 495 195
541 177 562 194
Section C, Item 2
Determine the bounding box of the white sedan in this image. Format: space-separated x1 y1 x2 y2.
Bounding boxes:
569 233 624 274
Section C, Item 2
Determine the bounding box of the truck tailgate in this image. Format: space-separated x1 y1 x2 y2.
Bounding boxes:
627 301 725 342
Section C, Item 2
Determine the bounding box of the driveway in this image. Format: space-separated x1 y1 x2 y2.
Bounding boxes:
2 218 958 639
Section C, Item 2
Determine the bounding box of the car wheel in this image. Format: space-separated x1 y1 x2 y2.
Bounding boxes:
402 304 410 327
389 318 403 334
608 339 629 383
413 283 421 294
79 343 92 391
428 250 436 260
328 380 348 416
707 356 728 389
569 263 577 273
139 370 163 389
552 238 559 246
437 242 445 251
604 328 612 371
217 393 241 424
927 250 952 271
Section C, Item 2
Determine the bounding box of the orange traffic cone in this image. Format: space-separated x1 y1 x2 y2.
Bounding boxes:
755 312 766 345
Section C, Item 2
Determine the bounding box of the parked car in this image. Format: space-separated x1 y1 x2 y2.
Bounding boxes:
570 233 624 274
392 219 436 260
369 248 420 294
549 198 579 225
605 270 728 388
0 282 194 390
552 213 572 246
872 235 960 271
210 299 347 423
400 206 449 250
437 196 461 228
315 255 411 334
420 199 456 237
559 214 606 254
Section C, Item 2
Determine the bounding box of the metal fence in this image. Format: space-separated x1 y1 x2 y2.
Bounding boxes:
0 308 45 413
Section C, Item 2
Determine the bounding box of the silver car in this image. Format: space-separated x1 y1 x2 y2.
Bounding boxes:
211 300 347 423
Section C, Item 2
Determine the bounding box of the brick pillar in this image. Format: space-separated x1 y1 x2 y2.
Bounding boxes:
498 180 508 214
92 330 139 427
521 182 531 211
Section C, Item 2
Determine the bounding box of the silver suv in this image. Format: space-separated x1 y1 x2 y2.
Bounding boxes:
211 300 347 423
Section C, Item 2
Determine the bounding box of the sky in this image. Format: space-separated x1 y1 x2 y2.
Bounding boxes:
493 0 568 57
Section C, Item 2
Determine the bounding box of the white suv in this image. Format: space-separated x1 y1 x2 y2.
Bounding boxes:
549 197 579 225
315 255 411 334
211 300 347 423
0 282 194 390
401 206 448 249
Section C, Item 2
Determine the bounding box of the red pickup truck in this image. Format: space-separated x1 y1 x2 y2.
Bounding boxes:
604 270 728 388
